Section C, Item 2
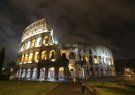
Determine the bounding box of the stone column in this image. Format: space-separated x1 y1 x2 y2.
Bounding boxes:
55 66 59 80
25 68 27 79
32 51 35 63
46 51 50 60
37 49 42 79
64 66 69 80
19 68 23 79
30 68 33 80
45 66 48 80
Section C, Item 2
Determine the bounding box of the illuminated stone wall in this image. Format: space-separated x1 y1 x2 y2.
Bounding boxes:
16 19 115 81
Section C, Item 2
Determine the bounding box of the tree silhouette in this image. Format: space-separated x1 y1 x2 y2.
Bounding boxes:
0 48 5 79
5 61 18 80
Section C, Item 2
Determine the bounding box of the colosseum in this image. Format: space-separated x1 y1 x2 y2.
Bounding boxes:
16 19 115 81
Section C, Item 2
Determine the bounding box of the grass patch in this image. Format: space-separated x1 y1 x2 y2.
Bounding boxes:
86 80 135 95
0 80 59 95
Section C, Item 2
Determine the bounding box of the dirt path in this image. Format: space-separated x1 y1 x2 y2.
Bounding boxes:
46 82 82 95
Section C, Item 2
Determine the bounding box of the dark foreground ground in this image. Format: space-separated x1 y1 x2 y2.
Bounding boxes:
46 82 82 95
0 79 135 95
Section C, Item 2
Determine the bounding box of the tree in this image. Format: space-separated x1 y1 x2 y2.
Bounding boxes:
5 61 18 80
0 48 5 79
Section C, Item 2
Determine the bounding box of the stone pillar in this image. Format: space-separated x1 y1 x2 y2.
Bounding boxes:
25 68 27 79
32 51 35 63
45 66 48 80
55 66 59 80
41 33 44 46
98 67 100 77
30 68 33 79
64 66 69 79
37 45 42 79
46 51 50 60
19 68 23 79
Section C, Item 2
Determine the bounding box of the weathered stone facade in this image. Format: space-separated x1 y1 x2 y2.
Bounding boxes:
16 19 115 81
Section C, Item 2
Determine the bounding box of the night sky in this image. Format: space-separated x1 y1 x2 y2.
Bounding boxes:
0 0 135 61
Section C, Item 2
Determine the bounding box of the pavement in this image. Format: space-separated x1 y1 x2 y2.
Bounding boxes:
46 81 83 95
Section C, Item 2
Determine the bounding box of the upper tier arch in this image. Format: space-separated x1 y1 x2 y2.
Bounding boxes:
22 19 52 42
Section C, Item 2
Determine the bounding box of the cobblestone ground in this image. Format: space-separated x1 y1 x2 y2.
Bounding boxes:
47 81 82 95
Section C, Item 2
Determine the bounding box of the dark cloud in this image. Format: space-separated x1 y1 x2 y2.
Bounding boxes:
0 0 135 61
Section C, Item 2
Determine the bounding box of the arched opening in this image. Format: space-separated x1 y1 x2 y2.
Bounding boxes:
59 67 64 80
49 50 56 60
79 68 84 79
99 56 102 64
107 69 110 76
69 52 75 59
28 53 33 63
94 68 99 77
100 69 104 77
34 52 39 62
26 68 31 80
31 39 35 47
35 37 41 47
61 53 67 59
41 51 47 60
83 55 87 64
27 41 31 49
70 69 75 77
22 69 26 79
109 69 112 76
39 68 45 80
16 70 19 78
94 55 98 64
43 36 49 45
32 68 37 79
48 67 55 81
111 59 114 65
21 55 24 63
24 54 28 63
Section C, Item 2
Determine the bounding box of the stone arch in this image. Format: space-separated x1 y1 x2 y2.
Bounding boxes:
100 69 104 77
21 55 25 63
83 55 87 63
43 36 49 45
61 53 67 59
28 53 33 63
69 69 75 77
22 69 26 79
107 69 110 76
41 51 47 60
24 54 28 63
94 55 98 64
31 39 35 47
49 50 56 59
59 67 64 80
48 67 55 81
26 68 31 80
32 68 37 79
35 37 41 47
78 68 84 78
69 52 75 59
110 69 112 76
94 68 99 77
34 52 39 62
16 70 19 78
39 68 45 80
